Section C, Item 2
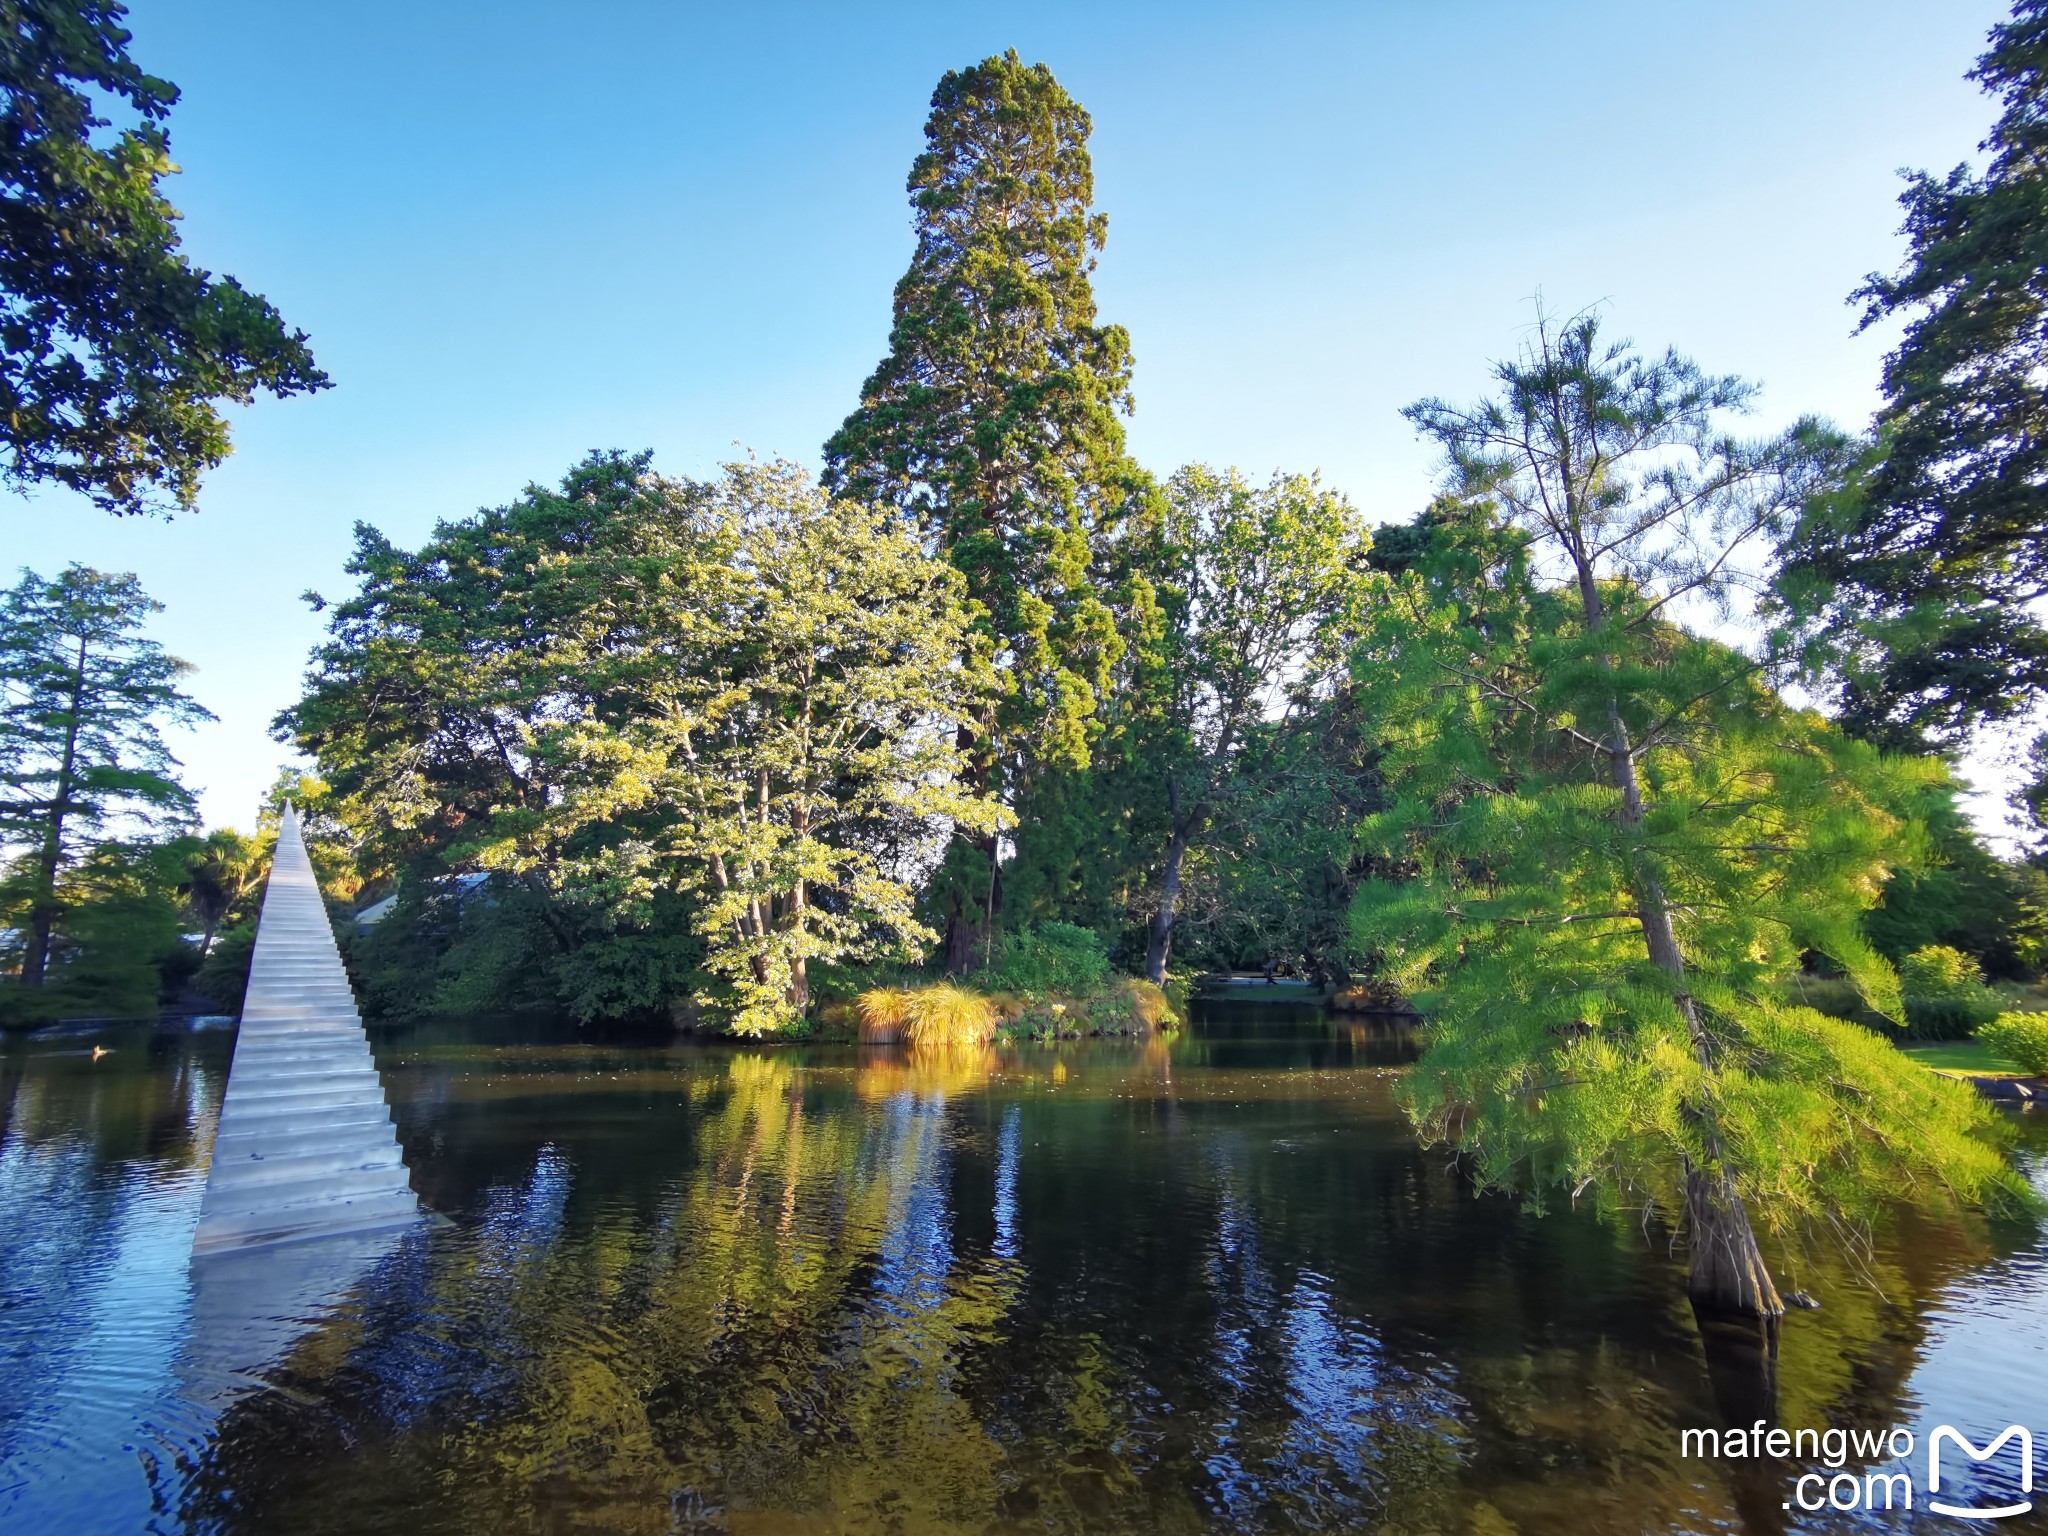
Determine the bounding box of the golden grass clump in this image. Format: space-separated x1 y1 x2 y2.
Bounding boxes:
856 987 914 1044
904 983 999 1047
1120 978 1171 1031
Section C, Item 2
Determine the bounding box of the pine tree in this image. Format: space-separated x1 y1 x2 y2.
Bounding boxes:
1359 311 2029 1320
0 564 210 983
823 50 1151 970
1776 1 2048 746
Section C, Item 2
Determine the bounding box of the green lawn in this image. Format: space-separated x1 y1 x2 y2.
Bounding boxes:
1900 1039 2027 1077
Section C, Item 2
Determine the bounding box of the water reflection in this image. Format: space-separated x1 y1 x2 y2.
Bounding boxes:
0 1011 2042 1533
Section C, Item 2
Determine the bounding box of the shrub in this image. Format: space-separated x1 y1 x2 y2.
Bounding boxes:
856 987 913 1044
903 984 998 1047
977 922 1111 995
1978 1012 2048 1077
1903 994 2003 1041
1897 944 1985 1000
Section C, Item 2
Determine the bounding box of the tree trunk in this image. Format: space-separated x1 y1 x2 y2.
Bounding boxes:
1687 1163 1784 1316
21 633 88 988
943 717 998 975
943 829 999 975
1578 558 1783 1320
1146 801 1192 985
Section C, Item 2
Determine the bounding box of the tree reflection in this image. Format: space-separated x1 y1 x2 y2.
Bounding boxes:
149 1026 2047 1536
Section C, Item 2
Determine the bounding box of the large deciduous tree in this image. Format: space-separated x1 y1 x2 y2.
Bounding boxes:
1775 1 2048 747
0 563 209 984
823 50 1151 970
1125 466 1375 982
284 454 1002 1032
0 1 328 514
640 463 1008 1033
1356 311 2027 1320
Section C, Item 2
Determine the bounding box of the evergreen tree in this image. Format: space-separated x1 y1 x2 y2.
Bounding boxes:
1356 312 2031 1319
1776 1 2048 746
823 50 1151 970
0 564 209 983
0 1 328 514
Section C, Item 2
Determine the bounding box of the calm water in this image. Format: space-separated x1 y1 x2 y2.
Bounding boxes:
1 1008 2044 1535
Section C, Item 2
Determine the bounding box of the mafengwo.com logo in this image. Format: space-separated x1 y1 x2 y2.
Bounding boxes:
1681 1420 2034 1518
1928 1426 2033 1520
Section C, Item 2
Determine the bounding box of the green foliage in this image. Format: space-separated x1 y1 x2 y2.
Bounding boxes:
1862 769 2047 975
0 564 210 986
1978 1010 2048 1075
0 837 186 1022
0 1 327 513
1356 311 2029 1306
164 824 268 953
285 453 1003 1033
193 921 254 1014
1773 2 2048 746
1897 944 1985 999
975 921 1110 995
1890 945 2004 1038
343 880 563 1020
823 49 1153 966
1114 465 1380 980
1904 994 2004 1042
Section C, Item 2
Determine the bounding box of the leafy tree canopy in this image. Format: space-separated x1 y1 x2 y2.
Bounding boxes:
283 453 1003 1032
824 50 1152 967
0 1 328 514
1775 0 2048 747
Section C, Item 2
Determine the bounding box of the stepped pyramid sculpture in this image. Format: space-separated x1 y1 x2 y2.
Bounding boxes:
193 805 420 1251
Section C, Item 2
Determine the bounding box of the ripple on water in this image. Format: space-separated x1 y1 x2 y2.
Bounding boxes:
2 1021 2046 1535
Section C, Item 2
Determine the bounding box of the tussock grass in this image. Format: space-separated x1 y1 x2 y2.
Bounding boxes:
905 983 999 1047
856 987 914 1044
1120 978 1171 1031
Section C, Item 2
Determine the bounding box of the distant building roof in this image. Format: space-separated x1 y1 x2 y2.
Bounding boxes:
354 872 490 929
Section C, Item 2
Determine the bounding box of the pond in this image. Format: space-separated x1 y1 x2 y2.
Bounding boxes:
1 1006 2044 1535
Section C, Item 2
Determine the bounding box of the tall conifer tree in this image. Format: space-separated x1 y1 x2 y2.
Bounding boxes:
824 50 1151 970
1777 1 2048 746
0 565 208 984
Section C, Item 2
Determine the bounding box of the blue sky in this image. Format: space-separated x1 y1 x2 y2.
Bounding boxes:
0 0 2017 833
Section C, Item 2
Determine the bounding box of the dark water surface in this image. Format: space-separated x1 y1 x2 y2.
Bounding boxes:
2 1007 2044 1535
